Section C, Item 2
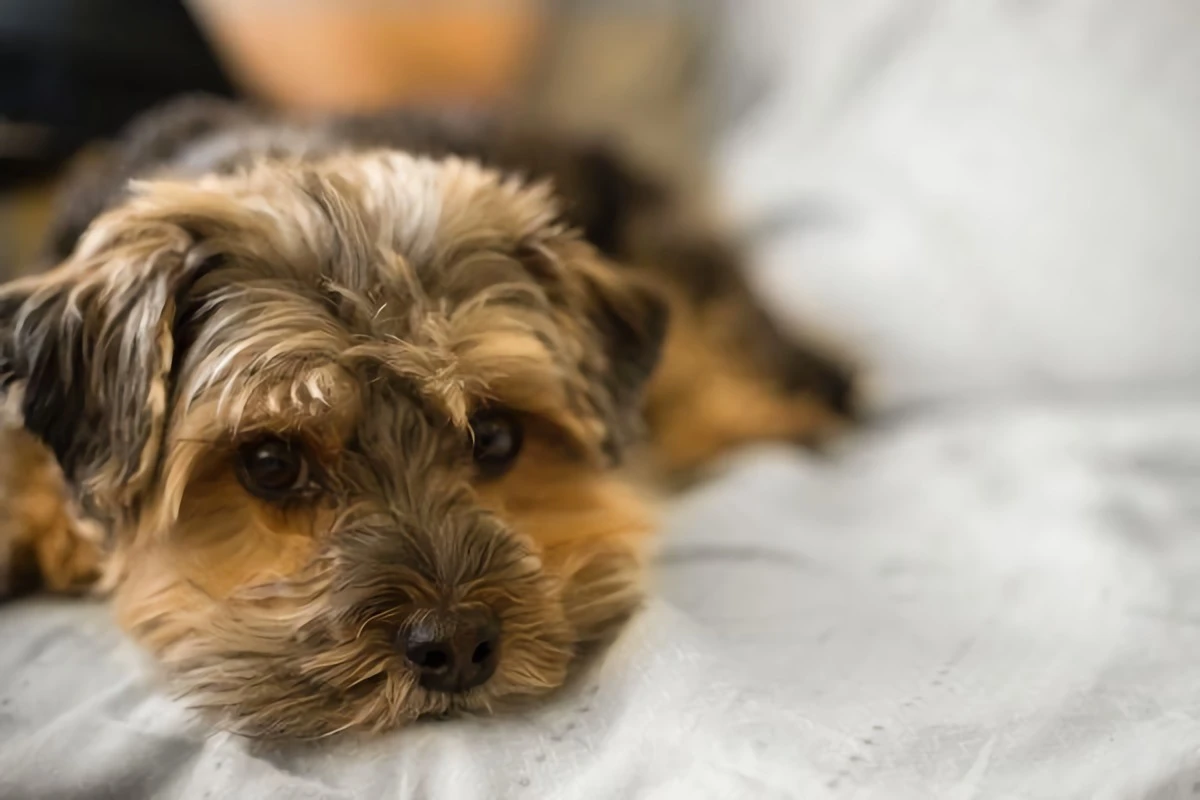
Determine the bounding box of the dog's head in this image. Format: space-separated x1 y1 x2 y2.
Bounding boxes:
0 152 666 737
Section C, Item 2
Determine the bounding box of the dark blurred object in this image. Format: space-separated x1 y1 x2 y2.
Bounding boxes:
0 0 233 189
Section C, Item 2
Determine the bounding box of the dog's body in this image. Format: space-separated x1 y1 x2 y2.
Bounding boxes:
0 96 852 737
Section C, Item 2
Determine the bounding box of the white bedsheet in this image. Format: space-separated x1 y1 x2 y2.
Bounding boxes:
4 399 1200 799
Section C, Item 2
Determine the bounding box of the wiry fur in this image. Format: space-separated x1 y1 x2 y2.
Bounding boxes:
41 94 857 470
0 97 852 738
1 151 658 737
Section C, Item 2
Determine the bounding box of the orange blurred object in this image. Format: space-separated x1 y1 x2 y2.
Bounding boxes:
188 1 543 112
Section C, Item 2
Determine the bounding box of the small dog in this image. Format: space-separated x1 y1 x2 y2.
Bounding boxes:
0 97 853 738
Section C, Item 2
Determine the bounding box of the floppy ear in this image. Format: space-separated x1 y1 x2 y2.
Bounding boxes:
578 264 669 422
518 237 668 459
0 218 218 520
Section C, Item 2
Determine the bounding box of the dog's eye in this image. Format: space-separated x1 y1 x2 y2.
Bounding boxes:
235 437 314 501
469 409 524 478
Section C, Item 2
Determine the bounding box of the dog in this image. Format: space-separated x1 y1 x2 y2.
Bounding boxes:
0 96 854 738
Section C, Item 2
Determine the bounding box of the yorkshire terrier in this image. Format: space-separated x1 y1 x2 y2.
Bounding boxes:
0 96 853 738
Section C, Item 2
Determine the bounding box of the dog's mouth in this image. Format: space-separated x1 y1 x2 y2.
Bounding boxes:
153 613 574 739
116 533 638 738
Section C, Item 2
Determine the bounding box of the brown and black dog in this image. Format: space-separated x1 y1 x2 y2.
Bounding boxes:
0 96 853 737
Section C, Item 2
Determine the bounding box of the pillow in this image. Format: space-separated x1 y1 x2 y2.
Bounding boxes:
713 0 1200 410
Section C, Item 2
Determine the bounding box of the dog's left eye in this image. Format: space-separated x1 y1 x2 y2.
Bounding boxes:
469 409 524 479
236 437 315 502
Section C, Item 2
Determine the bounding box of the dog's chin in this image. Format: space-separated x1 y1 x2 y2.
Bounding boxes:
116 576 586 739
150 619 578 739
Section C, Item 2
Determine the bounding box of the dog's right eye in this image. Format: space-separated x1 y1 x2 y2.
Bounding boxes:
469 409 524 479
235 437 314 502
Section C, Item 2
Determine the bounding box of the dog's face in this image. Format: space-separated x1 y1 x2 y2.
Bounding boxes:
0 152 665 737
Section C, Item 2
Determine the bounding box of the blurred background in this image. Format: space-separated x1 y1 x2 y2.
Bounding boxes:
0 0 722 273
3 0 1199 406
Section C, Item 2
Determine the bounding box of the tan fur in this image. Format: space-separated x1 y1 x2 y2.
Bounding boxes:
0 139 849 738
0 151 667 737
474 421 655 641
0 427 101 594
646 285 845 477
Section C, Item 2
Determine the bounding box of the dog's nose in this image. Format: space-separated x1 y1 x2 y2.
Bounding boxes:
402 609 500 692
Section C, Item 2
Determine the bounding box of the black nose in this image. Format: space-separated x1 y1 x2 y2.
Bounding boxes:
401 609 500 693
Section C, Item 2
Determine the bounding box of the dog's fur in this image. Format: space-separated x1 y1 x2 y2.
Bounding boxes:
0 96 853 738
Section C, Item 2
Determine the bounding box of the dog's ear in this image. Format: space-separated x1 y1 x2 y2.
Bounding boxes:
518 238 668 458
578 264 669 422
0 218 220 519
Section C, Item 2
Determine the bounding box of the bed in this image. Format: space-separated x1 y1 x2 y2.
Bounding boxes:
4 1 1200 797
